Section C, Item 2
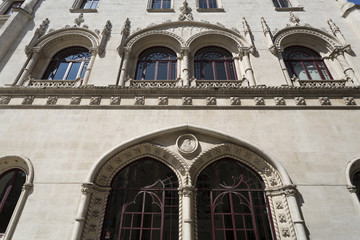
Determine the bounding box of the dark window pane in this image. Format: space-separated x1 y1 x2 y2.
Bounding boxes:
152 0 161 9
202 62 215 80
196 159 273 240
102 158 179 240
352 171 360 200
215 62 227 80
0 170 26 234
144 62 156 80
157 62 168 80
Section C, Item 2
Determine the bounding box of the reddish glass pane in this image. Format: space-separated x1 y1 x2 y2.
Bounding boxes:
196 159 274 240
194 47 236 80
102 158 179 240
0 169 26 234
283 46 332 80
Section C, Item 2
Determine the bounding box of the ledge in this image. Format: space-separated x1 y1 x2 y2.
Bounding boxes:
69 8 97 13
0 14 9 26
274 6 304 12
197 8 225 12
147 8 175 12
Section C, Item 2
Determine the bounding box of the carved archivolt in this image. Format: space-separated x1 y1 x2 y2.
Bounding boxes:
35 28 100 56
78 135 303 240
273 26 342 53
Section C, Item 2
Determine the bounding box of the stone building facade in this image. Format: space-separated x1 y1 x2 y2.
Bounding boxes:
0 0 360 240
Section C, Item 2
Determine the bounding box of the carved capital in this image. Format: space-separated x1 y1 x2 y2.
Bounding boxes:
178 186 196 197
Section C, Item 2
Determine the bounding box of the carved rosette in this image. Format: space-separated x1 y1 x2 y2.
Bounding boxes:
0 96 11 105
275 97 286 106
254 97 265 105
110 96 121 105
294 97 306 106
90 96 101 105
158 96 169 105
206 97 216 106
71 96 82 105
134 96 145 105
230 97 241 105
182 97 192 105
46 96 58 105
319 97 331 105
22 96 34 105
344 97 356 105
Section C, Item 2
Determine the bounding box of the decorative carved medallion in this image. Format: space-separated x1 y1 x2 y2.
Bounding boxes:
254 97 265 105
90 96 101 105
294 97 306 105
22 96 34 105
206 97 216 106
230 97 241 105
344 97 356 105
158 96 169 105
0 96 11 105
319 97 331 105
134 96 145 105
275 97 286 106
110 96 121 105
182 97 192 105
46 96 58 105
70 96 82 105
176 134 199 156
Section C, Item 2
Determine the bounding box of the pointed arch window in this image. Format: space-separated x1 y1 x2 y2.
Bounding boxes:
283 46 332 80
135 47 177 81
0 169 26 237
194 47 237 80
102 158 179 240
352 171 360 200
196 159 275 240
42 47 91 80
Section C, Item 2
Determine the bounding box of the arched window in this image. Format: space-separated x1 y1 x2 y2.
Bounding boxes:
0 169 26 237
102 158 179 240
283 46 332 80
42 47 91 80
194 47 237 80
352 171 360 200
135 47 177 80
196 159 274 240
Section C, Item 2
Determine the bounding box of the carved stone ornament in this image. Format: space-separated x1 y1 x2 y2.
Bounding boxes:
0 96 11 105
275 97 286 106
110 96 121 105
134 96 145 105
294 97 306 106
289 12 300 26
182 97 192 105
46 96 58 105
344 97 356 105
22 96 34 105
282 227 291 237
206 97 216 106
319 97 331 105
176 134 199 156
230 97 241 106
90 96 101 105
158 96 169 105
178 1 193 21
70 96 82 105
254 97 265 105
74 13 84 26
178 186 196 197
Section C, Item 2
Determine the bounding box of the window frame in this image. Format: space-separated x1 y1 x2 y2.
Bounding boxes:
194 46 237 81
352 170 360 201
70 0 99 13
42 47 91 81
147 0 174 12
135 47 177 81
196 0 224 12
272 0 303 11
283 46 333 81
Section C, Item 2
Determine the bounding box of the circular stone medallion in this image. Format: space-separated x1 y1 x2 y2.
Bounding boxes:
176 134 199 156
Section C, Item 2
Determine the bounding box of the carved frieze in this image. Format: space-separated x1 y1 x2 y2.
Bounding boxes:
22 96 34 105
110 96 121 105
71 96 82 105
90 96 101 105
0 96 11 105
46 96 58 105
134 96 145 105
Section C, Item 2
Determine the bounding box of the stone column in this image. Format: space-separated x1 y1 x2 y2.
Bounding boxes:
285 187 308 240
278 52 292 85
233 56 242 81
119 48 131 86
83 48 97 85
179 186 196 240
71 183 94 240
17 50 40 85
239 47 256 86
181 48 190 86
334 50 360 85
